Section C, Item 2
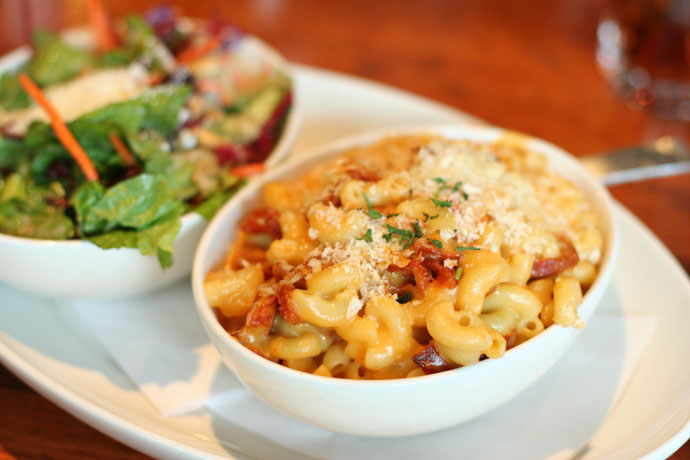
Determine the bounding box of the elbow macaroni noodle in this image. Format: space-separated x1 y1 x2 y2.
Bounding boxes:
204 135 603 379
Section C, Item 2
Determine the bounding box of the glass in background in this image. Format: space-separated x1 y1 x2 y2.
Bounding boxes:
597 0 690 121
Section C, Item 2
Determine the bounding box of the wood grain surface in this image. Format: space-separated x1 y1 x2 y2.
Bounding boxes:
0 0 688 459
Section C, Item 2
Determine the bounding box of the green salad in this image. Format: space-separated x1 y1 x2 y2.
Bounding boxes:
0 5 292 267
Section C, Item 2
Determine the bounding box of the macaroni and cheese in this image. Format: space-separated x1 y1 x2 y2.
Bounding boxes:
204 135 604 379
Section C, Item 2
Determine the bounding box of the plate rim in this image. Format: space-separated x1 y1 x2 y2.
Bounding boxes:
1 65 689 460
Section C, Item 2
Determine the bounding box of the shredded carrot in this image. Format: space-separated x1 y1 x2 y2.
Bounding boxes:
147 72 165 86
230 162 265 178
108 132 137 166
87 0 118 51
18 73 99 182
176 36 222 64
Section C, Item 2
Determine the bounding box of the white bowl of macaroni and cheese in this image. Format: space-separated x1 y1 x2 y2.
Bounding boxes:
192 125 618 436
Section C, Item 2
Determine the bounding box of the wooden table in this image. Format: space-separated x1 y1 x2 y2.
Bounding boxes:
1 0 688 458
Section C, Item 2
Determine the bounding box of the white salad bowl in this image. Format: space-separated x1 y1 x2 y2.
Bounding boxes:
0 32 301 299
192 124 619 437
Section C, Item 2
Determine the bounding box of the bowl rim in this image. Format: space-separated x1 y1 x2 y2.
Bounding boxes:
0 27 302 250
192 123 619 387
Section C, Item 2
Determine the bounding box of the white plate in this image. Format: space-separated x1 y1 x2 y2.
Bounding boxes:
1 65 690 459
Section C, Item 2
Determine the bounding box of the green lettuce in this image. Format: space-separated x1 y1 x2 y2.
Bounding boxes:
0 30 91 110
0 173 73 239
21 85 192 183
86 216 180 268
98 48 135 68
27 30 93 87
122 15 169 73
70 180 106 229
0 72 31 110
144 153 197 202
72 173 183 233
79 84 192 136
71 174 184 268
0 200 74 239
195 178 245 220
0 137 26 170
126 130 168 161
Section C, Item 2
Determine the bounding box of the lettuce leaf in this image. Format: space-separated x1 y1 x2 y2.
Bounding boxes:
98 48 135 68
21 85 192 184
195 178 245 220
78 100 147 135
1 173 66 206
0 200 74 239
0 72 31 110
135 216 180 267
122 15 171 74
86 215 180 268
0 173 26 202
70 174 184 268
70 181 105 231
69 122 127 170
85 229 137 249
0 137 26 170
0 31 93 111
27 120 130 184
0 173 73 239
144 151 197 201
79 84 192 136
126 130 167 160
27 30 93 87
73 173 183 233
137 85 192 135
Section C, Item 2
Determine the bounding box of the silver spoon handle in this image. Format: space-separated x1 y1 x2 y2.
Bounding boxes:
580 137 690 186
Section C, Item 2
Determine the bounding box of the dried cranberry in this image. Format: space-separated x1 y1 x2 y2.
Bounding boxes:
245 90 292 161
213 144 250 166
145 5 178 41
44 196 68 210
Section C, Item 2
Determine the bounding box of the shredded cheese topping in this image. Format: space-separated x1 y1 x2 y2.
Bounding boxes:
0 64 150 135
297 136 602 306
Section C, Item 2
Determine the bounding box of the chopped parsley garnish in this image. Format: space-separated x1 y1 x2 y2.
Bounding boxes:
428 238 443 249
423 212 440 222
401 239 415 250
385 224 414 238
387 213 400 218
383 223 416 249
430 197 452 208
397 291 412 304
455 267 463 279
433 177 446 197
434 177 466 199
434 177 466 198
362 192 382 219
463 191 469 200
356 228 373 243
413 220 423 238
456 246 480 252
